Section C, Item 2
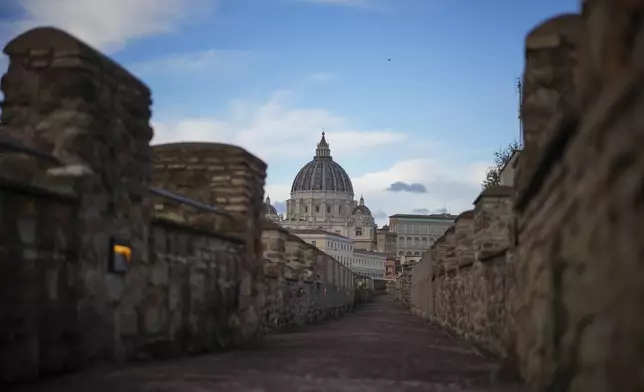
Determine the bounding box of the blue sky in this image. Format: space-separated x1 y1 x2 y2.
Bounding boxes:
0 0 579 224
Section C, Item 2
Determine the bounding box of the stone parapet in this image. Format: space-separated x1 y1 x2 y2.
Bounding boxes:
403 188 516 365
514 3 644 390
473 186 513 260
151 143 267 260
454 210 474 267
0 26 155 375
405 5 644 391
0 26 263 386
151 142 268 346
515 15 580 201
260 225 359 333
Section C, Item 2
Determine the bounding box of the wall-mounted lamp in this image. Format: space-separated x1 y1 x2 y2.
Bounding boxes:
108 237 132 274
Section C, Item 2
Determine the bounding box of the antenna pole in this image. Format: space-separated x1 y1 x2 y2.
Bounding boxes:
517 77 524 146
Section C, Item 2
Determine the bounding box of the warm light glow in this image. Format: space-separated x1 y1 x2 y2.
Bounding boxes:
113 244 132 264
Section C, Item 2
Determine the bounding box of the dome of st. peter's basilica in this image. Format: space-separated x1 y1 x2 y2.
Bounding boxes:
276 132 377 250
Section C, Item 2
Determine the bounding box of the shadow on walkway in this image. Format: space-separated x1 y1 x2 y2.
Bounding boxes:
14 296 529 392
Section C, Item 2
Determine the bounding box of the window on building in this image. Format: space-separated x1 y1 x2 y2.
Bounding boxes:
311 240 316 246
327 206 331 213
316 206 320 213
305 207 308 213
356 227 362 236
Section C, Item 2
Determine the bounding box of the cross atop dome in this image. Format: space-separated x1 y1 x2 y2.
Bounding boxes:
315 130 331 158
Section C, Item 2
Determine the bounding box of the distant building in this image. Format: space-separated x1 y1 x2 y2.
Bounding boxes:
376 225 397 256
384 257 396 279
263 195 283 223
290 228 354 266
268 133 378 251
499 150 521 187
290 228 386 279
388 213 457 264
352 249 387 279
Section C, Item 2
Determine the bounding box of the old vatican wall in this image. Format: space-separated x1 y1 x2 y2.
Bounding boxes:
404 2 644 391
0 27 368 386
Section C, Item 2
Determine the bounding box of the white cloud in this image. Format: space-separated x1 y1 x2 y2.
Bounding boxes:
152 89 407 164
0 0 217 53
307 72 336 83
130 49 258 76
351 158 486 223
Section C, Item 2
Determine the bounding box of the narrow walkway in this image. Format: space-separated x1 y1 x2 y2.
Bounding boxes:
15 297 527 392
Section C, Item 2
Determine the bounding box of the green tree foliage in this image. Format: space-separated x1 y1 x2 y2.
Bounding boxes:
481 141 522 190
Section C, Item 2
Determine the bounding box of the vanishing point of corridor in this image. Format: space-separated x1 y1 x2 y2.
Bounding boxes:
14 297 526 392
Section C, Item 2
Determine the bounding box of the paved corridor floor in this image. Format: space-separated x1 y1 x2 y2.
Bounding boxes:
14 297 528 392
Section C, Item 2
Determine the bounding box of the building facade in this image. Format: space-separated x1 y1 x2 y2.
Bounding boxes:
278 132 378 250
376 225 397 256
389 213 457 264
291 229 386 278
352 250 387 279
290 229 354 266
384 257 397 279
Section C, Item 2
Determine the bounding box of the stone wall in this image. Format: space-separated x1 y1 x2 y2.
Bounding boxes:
513 2 644 390
0 26 155 382
0 183 82 381
0 26 362 387
408 189 515 360
395 270 412 309
260 220 357 333
407 3 644 391
151 142 268 345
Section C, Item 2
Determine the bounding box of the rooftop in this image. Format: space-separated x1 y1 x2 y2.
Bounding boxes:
389 213 458 220
353 249 389 257
288 228 351 240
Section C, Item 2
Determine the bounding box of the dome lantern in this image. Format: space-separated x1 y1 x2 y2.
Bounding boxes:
315 131 331 158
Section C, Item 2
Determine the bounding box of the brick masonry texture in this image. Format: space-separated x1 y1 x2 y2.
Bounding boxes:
0 27 368 386
402 3 644 391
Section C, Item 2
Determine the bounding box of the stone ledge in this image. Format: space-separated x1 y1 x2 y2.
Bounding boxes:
151 217 244 246
473 185 513 205
479 248 509 263
0 177 78 204
459 260 475 269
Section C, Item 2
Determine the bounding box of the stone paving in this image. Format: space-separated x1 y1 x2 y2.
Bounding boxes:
13 296 529 392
